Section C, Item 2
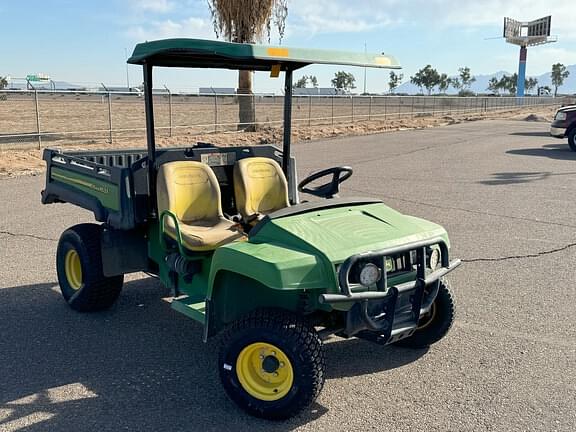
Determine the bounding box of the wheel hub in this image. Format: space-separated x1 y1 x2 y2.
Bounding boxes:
64 249 83 290
236 342 294 401
262 355 280 373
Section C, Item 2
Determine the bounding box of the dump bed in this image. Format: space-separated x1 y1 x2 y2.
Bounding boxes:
41 149 149 230
41 145 294 230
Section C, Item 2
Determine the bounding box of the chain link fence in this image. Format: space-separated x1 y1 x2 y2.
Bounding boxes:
0 89 559 149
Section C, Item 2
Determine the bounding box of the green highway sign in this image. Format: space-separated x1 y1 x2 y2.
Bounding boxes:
26 73 50 82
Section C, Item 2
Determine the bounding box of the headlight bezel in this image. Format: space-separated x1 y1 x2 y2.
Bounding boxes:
429 248 440 270
358 262 382 287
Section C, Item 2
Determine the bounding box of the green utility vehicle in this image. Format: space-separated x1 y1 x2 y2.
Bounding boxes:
42 39 461 420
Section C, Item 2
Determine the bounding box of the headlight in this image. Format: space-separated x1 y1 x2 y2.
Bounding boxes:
429 249 440 270
359 263 381 286
556 112 567 121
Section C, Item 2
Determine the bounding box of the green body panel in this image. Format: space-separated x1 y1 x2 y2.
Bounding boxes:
208 241 328 291
127 38 400 70
147 202 449 333
51 166 120 211
208 272 304 335
205 202 448 316
171 295 206 323
251 203 449 264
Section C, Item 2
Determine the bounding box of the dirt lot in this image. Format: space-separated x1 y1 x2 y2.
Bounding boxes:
0 104 558 178
1 93 549 141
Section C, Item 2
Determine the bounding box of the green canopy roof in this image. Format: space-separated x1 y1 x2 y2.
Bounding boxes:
127 38 401 71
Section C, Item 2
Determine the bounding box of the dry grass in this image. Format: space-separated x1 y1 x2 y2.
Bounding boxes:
0 104 558 178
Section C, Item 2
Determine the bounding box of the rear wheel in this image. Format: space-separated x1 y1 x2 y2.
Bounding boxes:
219 309 325 420
56 223 123 312
568 128 576 152
395 279 455 349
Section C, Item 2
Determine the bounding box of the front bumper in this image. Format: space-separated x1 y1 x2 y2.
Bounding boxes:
319 238 461 344
550 126 566 138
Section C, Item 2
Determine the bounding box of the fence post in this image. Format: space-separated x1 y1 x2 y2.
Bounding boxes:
331 95 334 126
252 94 256 130
308 95 312 127
164 85 172 137
34 90 41 149
351 96 354 123
368 96 373 121
432 96 436 117
107 92 113 144
384 96 387 120
411 96 415 117
211 88 218 133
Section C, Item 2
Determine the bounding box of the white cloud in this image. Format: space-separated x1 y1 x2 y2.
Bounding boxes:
125 0 576 40
288 0 575 40
289 0 400 35
524 47 576 75
127 17 215 41
440 0 575 40
132 0 175 13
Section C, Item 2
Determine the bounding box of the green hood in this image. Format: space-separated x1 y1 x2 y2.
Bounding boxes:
251 202 449 263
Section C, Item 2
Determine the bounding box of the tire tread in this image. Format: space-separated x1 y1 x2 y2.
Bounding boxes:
219 308 325 420
57 223 123 312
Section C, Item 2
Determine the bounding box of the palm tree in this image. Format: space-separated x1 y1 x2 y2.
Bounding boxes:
208 0 288 131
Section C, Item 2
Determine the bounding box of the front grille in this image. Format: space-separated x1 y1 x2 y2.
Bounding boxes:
347 251 413 286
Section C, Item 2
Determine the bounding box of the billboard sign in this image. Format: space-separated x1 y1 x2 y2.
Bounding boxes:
503 17 523 39
504 16 552 46
528 15 551 37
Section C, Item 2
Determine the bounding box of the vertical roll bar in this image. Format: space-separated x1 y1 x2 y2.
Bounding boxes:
282 69 293 176
143 63 157 217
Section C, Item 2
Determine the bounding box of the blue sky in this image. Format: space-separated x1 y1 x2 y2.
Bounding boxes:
1 0 575 93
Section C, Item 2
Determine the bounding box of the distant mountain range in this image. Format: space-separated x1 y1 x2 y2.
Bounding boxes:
396 64 576 95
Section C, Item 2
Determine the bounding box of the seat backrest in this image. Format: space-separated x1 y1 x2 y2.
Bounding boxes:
233 157 290 218
157 161 223 223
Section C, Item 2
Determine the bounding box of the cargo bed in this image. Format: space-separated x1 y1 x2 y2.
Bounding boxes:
41 144 293 230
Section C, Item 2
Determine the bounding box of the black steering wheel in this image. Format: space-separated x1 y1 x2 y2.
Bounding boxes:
298 166 353 199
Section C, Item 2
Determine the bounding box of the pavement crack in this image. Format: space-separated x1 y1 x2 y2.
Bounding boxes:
462 241 576 263
0 230 56 242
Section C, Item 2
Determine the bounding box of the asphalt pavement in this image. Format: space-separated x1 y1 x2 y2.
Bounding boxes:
0 119 575 431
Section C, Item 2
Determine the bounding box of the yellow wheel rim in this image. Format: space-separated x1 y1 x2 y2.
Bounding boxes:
64 249 83 290
236 342 294 401
417 302 437 330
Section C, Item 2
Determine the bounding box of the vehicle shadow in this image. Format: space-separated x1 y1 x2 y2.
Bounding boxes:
478 171 551 186
323 337 427 379
506 143 576 160
508 131 551 137
0 279 425 431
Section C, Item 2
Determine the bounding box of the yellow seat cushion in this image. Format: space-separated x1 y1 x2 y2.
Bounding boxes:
163 217 244 252
157 161 244 251
233 157 290 220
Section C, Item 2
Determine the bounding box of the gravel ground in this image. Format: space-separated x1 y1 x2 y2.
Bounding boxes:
0 119 574 431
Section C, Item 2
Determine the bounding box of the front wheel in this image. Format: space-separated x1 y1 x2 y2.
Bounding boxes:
56 223 123 312
395 279 455 349
219 309 325 420
568 128 576 152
